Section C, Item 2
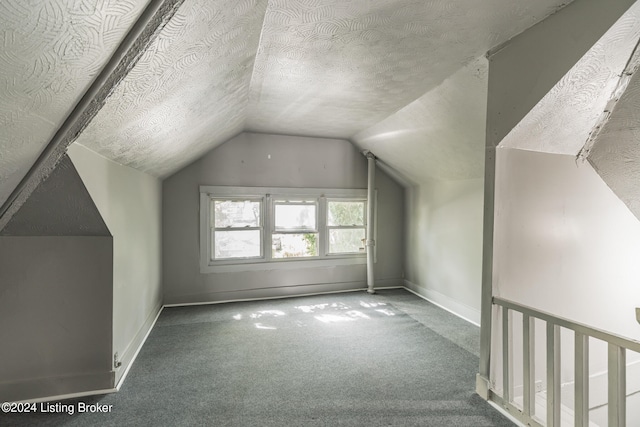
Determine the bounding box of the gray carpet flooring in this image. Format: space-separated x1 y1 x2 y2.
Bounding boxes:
2 289 514 426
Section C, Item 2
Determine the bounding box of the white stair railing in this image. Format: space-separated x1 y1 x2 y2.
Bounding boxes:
490 297 640 427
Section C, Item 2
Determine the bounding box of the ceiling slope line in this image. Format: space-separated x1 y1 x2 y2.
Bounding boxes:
485 2 573 59
0 0 187 232
244 0 272 112
577 36 640 163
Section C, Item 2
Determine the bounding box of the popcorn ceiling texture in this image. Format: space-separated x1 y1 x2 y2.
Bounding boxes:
588 61 640 222
499 1 640 156
352 59 488 182
76 0 268 177
247 0 564 141
72 0 566 178
0 0 148 208
0 0 186 231
0 0 571 226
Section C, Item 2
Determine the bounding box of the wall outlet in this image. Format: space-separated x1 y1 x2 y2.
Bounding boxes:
535 380 544 393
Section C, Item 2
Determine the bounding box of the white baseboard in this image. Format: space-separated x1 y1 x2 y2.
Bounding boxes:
6 280 416 402
164 287 370 308
164 278 402 307
115 302 164 390
1 371 116 404
403 280 481 326
6 304 164 403
13 387 118 404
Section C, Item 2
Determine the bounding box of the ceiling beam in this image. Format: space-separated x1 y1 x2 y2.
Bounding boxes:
0 0 187 231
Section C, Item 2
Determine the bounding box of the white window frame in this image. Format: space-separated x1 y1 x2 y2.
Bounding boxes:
210 197 264 261
271 198 320 259
200 186 372 273
325 198 367 256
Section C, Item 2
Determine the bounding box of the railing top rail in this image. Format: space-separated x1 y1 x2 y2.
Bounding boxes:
493 297 640 353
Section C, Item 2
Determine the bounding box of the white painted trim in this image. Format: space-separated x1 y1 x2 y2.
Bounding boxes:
11 282 422 402
16 387 118 404
115 304 164 391
165 288 367 307
403 280 481 326
164 282 403 308
10 304 164 403
199 185 370 274
202 256 367 273
1 370 116 404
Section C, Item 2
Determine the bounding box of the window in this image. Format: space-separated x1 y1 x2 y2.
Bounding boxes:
200 186 372 272
327 200 366 254
272 200 318 258
211 198 262 260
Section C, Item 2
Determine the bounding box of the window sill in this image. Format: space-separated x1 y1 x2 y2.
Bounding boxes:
200 256 367 274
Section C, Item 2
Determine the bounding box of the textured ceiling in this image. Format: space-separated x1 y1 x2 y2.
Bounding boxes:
499 1 640 155
352 58 488 183
247 0 501 139
588 57 640 221
75 0 569 179
0 0 148 208
1 0 573 208
76 0 268 177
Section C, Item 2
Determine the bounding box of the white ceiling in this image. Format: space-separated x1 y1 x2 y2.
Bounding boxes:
352 57 488 183
0 0 148 208
1 0 572 209
489 1 640 223
499 1 640 156
75 0 268 177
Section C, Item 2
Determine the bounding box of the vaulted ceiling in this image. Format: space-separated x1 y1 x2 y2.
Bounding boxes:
1 0 573 212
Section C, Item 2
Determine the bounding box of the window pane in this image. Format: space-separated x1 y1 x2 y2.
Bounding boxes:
272 233 318 258
328 201 365 226
329 229 366 254
214 230 261 259
274 204 316 230
214 200 260 228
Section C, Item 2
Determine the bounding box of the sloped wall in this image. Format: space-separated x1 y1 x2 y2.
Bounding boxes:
162 132 404 304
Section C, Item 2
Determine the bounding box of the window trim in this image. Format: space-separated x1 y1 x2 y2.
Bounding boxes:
210 197 264 261
325 198 367 256
199 186 372 273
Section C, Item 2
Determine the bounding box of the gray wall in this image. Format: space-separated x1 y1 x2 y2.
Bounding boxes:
0 237 113 402
68 143 163 386
0 156 113 401
0 156 109 236
404 178 484 324
163 132 404 304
